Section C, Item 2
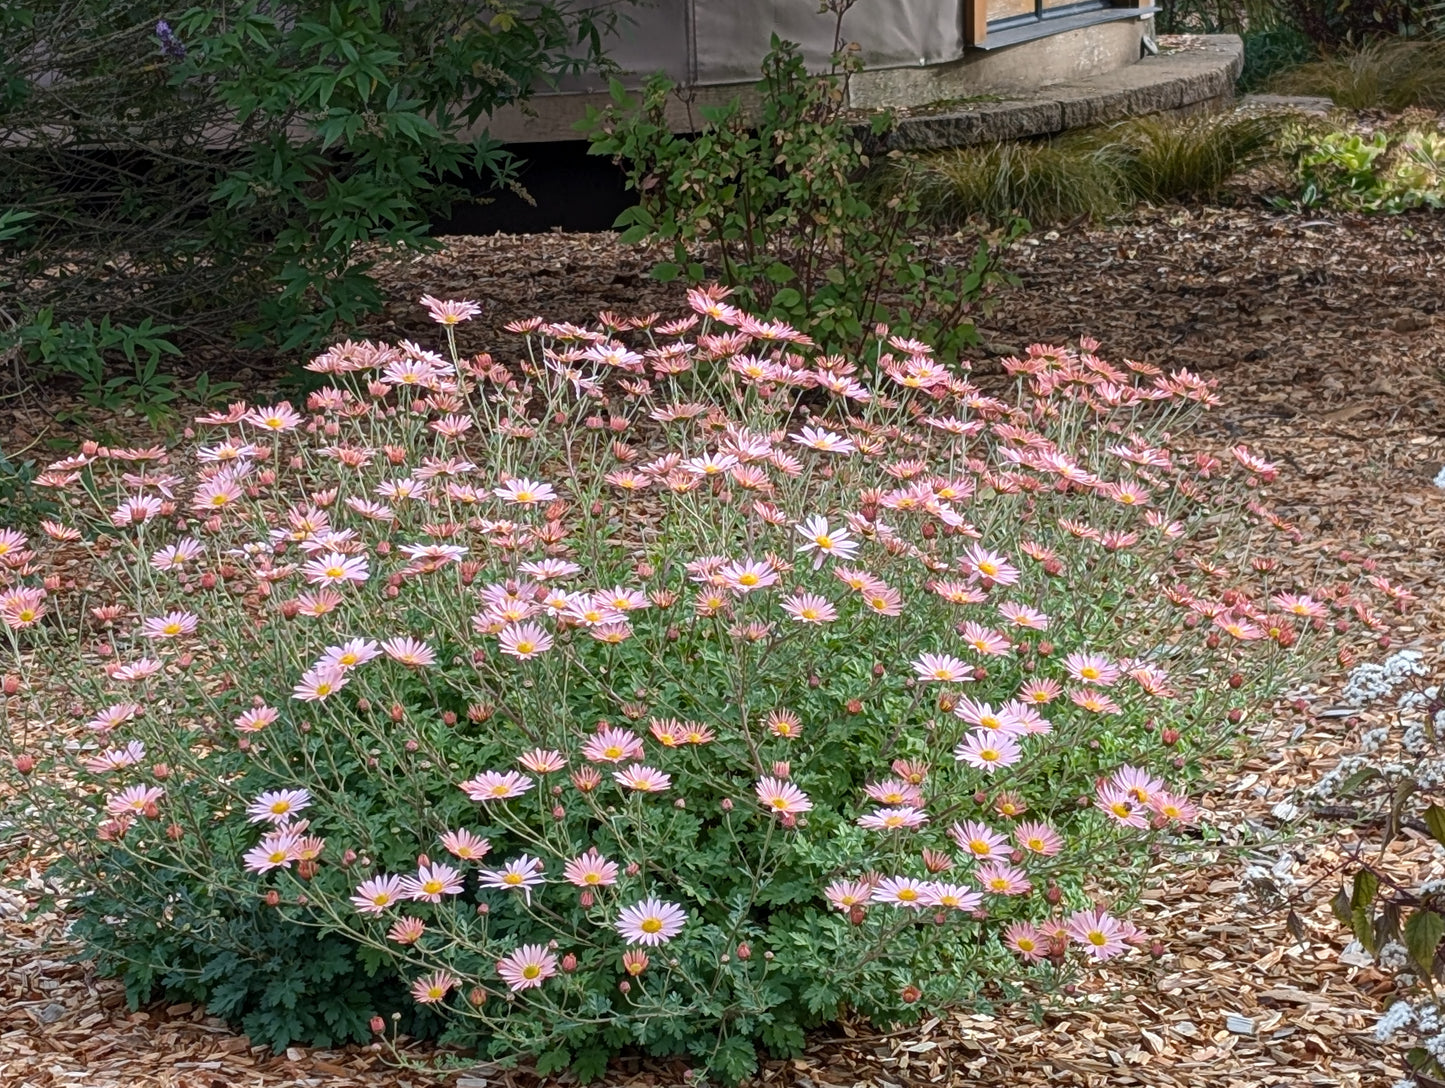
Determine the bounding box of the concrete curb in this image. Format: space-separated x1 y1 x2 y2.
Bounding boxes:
875 35 1244 150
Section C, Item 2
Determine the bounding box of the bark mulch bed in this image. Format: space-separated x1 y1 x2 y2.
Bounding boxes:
3 206 1444 1087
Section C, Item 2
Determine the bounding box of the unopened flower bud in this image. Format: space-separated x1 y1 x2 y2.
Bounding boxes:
737 942 751 960
371 1016 386 1034
152 763 171 779
1161 727 1180 746
12 754 34 774
580 889 595 908
618 979 631 994
1228 673 1243 689
772 761 790 779
166 822 184 840
1045 883 1062 904
846 698 863 714
849 904 866 926
264 890 281 907
625 862 640 876
901 985 922 1004
2 674 19 695
721 798 733 811
552 805 566 819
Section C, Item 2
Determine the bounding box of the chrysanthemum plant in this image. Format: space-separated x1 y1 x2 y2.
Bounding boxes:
0 291 1380 1082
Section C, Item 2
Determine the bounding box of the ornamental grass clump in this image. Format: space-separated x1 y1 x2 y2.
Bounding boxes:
0 293 1380 1080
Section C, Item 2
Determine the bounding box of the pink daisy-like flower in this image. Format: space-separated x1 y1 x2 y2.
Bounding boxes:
401 862 464 902
912 652 971 683
857 806 929 831
381 636 435 667
387 917 427 945
411 970 458 1004
478 855 547 896
1003 921 1046 961
105 784 164 816
496 944 558 992
962 544 1019 587
755 776 813 817
794 515 859 568
459 770 534 802
790 425 856 454
246 789 311 825
718 559 779 594
351 875 406 914
498 621 554 660
494 478 557 505
82 740 146 774
1149 790 1199 824
997 602 1049 630
1271 592 1327 619
319 639 381 671
1014 820 1065 856
975 862 1032 896
1063 651 1121 687
959 622 1011 657
923 883 982 912
141 611 199 640
864 778 923 807
242 829 300 873
1018 678 1063 705
419 295 481 325
292 664 349 702
953 730 1022 773
517 748 567 774
563 848 619 888
1096 785 1150 829
824 879 874 912
614 764 671 792
301 551 369 586
440 829 491 860
1069 687 1122 715
1066 908 1129 960
861 584 903 616
615 898 687 945
948 820 1010 860
1109 765 1165 805
582 726 645 764
780 592 837 624
872 876 931 909
243 403 304 432
767 708 803 738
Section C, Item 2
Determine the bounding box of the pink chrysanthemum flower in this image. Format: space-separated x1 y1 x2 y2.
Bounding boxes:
517 748 567 774
246 789 311 825
351 875 406 914
615 898 687 946
411 970 458 1004
857 806 928 831
953 730 1022 772
1271 592 1327 618
1017 679 1063 705
1109 765 1165 805
1069 687 1122 715
292 665 349 703
975 862 1032 896
320 639 381 671
141 611 199 640
401 862 464 902
872 876 930 909
1014 820 1065 856
378 636 434 667
780 592 837 624
718 559 778 594
387 917 427 945
105 784 164 816
460 770 533 802
767 708 803 738
1149 790 1199 824
419 295 481 325
614 764 671 792
756 776 812 817
563 848 619 888
959 622 1011 657
493 477 557 505
1066 908 1129 960
912 653 971 683
864 778 923 807
82 740 146 774
478 855 546 896
496 944 558 992
790 425 856 454
1063 651 1121 686
1096 785 1150 829
948 820 1010 860
301 551 369 587
244 403 303 432
440 829 491 860
962 544 1019 587
1003 921 1046 961
923 883 982 912
793 515 859 568
824 879 873 912
242 829 300 873
582 727 645 764
498 621 554 660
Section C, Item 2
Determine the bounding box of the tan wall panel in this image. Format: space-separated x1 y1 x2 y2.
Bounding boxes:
988 0 1038 19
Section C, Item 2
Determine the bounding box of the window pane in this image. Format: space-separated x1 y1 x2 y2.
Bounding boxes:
987 0 1037 19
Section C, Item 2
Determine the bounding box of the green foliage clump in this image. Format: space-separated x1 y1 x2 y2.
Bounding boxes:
583 35 1020 357
905 112 1283 227
1287 124 1445 212
1269 40 1445 110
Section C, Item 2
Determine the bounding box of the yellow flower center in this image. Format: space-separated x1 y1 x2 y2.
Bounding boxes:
738 573 759 586
1088 931 1107 946
641 917 662 933
522 964 540 978
325 566 344 579
980 748 999 762
503 873 522 885
515 641 535 655
897 888 918 902
422 880 443 895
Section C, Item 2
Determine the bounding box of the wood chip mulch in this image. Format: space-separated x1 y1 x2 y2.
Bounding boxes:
4 205 1444 1087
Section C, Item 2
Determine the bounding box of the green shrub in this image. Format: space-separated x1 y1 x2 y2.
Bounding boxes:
1240 28 1319 91
0 0 621 395
583 34 1020 357
3 293 1375 1080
